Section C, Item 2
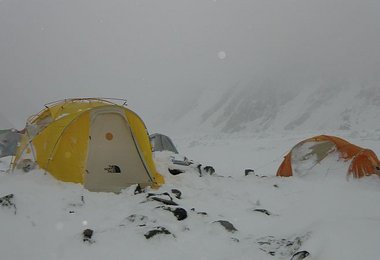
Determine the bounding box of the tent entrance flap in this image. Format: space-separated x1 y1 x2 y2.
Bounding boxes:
84 109 152 192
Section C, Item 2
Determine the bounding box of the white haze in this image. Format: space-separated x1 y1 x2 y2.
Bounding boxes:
1 2 380 259
0 0 379 131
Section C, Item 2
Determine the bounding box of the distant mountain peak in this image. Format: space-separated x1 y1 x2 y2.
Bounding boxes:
163 81 380 134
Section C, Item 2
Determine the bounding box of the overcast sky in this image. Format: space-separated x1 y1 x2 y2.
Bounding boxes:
1 0 379 130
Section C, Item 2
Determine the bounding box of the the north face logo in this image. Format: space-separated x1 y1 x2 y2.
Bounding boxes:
104 165 121 174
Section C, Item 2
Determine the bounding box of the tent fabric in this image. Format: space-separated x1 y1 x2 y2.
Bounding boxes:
0 129 21 158
13 98 164 192
276 135 380 178
150 133 179 154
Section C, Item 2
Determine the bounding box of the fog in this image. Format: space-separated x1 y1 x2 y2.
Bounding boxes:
0 0 379 131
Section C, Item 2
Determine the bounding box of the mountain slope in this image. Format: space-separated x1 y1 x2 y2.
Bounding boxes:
165 81 380 135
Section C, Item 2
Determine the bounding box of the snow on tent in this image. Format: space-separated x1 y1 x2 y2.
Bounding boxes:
150 133 179 154
276 135 380 179
0 129 22 158
13 98 164 192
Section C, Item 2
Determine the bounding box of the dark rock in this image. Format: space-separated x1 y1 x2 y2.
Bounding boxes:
291 251 310 260
172 207 188 221
171 189 182 199
213 220 238 233
245 169 255 176
83 229 94 243
196 164 202 175
144 227 172 239
197 165 216 176
158 206 188 221
150 197 178 206
0 194 16 214
147 192 171 199
253 209 272 216
168 168 184 175
203 166 215 175
134 184 143 194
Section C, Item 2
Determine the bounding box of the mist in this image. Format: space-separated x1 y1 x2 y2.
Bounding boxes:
0 0 379 131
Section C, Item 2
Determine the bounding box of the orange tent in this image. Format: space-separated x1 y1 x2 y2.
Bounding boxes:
276 135 380 178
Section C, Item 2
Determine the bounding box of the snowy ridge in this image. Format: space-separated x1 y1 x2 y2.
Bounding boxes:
165 82 380 135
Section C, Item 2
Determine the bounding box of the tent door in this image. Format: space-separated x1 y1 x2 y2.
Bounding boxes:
84 109 151 192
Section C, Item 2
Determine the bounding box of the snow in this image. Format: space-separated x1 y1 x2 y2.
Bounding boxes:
217 51 227 60
1 130 380 260
1 0 379 258
160 84 380 136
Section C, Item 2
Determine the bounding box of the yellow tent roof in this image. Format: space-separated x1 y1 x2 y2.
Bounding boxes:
14 98 164 191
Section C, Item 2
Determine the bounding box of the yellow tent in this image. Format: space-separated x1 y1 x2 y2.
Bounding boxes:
13 98 164 192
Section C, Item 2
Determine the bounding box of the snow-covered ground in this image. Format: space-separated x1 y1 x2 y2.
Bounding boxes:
1 130 379 260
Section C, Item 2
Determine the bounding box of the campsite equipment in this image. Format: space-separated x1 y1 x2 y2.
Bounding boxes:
150 133 179 154
13 98 164 192
276 135 380 178
0 129 21 158
149 133 216 176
